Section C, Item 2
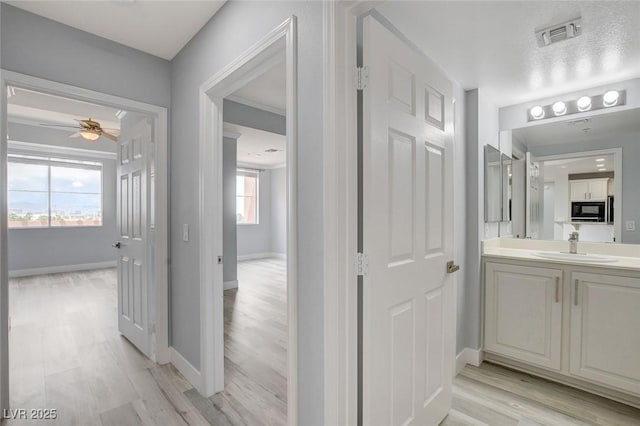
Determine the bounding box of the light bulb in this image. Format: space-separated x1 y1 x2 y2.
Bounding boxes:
530 105 545 119
552 101 567 116
576 96 591 111
603 90 619 107
80 130 100 141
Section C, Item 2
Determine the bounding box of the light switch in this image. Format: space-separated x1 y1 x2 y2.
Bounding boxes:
183 224 189 242
626 220 636 232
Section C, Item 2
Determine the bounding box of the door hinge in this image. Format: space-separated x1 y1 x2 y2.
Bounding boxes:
356 252 369 276
356 66 369 91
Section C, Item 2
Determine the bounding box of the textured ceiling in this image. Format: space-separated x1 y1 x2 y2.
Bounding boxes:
5 1 226 59
224 123 286 169
376 1 640 107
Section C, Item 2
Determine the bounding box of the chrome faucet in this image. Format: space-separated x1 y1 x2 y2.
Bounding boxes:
568 232 579 254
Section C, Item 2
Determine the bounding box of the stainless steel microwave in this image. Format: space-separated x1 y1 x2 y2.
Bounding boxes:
571 201 606 222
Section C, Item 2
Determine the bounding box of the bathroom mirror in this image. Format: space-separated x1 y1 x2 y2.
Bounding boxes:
502 154 512 222
484 145 502 222
510 107 640 244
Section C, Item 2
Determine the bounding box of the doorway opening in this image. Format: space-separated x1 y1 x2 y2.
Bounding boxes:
197 16 297 425
0 72 169 415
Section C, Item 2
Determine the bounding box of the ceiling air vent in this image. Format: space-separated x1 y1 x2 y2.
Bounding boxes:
535 17 582 47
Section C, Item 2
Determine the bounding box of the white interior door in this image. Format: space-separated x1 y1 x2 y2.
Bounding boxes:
362 16 456 426
115 113 151 357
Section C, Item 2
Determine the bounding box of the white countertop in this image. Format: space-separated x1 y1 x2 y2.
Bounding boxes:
482 238 640 272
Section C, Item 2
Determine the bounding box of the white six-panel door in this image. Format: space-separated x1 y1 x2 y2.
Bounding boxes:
362 16 455 426
116 113 151 357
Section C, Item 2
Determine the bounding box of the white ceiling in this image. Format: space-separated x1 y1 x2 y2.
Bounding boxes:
376 1 640 107
230 59 286 114
8 87 121 130
5 0 226 60
513 108 640 148
544 155 614 176
224 123 286 168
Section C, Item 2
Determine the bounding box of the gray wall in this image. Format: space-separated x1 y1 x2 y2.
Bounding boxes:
6 124 117 271
270 167 287 255
237 169 272 256
529 132 640 244
224 99 286 136
223 137 237 283
170 3 324 423
0 4 171 108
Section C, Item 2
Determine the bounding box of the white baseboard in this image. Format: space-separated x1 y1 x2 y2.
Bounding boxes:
9 261 117 278
455 348 484 375
170 347 202 392
224 280 238 290
237 252 286 261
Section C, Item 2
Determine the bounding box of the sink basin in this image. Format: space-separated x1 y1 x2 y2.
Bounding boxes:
533 252 617 263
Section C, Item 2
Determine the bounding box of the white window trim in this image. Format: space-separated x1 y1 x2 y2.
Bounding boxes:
236 168 260 225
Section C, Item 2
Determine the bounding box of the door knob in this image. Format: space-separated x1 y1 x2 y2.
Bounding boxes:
112 242 121 249
447 261 460 274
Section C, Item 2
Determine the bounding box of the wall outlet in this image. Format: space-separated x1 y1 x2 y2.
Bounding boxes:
626 220 636 232
183 224 189 242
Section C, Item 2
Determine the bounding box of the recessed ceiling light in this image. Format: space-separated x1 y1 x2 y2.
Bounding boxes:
530 105 545 119
577 96 591 111
603 90 619 107
552 101 567 116
596 158 605 162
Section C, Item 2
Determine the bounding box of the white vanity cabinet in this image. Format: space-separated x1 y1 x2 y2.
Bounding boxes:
570 178 609 201
570 272 640 395
483 256 640 405
484 263 563 370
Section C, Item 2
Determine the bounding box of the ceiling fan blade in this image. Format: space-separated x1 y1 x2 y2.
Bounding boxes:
69 132 82 138
100 131 118 142
39 123 80 129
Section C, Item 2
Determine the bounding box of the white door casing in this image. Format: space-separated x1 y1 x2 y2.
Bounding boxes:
116 113 151 357
362 16 455 426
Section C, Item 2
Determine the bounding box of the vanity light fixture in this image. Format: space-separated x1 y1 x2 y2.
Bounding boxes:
552 101 567 116
530 105 545 120
603 90 619 107
526 89 625 122
577 96 592 111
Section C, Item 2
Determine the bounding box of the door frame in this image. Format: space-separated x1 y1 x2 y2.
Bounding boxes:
197 16 298 424
537 148 622 242
0 70 170 411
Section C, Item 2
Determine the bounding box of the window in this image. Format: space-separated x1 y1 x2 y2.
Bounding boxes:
8 154 103 228
236 169 259 224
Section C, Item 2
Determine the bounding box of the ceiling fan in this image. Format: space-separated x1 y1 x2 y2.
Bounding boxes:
40 118 119 142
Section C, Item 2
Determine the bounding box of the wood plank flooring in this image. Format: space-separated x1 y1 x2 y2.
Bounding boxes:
7 264 640 426
184 258 288 426
6 269 209 426
443 363 640 426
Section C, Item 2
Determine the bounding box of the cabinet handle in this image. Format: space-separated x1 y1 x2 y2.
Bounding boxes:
574 279 579 306
584 192 587 199
555 277 560 303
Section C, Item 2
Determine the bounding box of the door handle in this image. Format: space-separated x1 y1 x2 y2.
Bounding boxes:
112 242 122 249
446 261 460 274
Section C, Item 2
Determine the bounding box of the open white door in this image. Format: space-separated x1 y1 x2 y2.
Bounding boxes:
362 17 456 426
115 112 152 357
525 152 543 239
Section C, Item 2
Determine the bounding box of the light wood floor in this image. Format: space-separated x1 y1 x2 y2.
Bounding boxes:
7 269 210 426
7 264 640 426
443 362 640 426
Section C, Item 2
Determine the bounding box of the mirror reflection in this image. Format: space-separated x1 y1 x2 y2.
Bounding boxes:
484 145 502 223
511 107 640 244
502 154 512 223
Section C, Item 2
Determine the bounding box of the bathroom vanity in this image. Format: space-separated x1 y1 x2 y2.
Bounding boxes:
482 238 640 408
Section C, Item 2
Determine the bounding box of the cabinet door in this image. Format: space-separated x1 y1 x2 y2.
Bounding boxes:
570 273 640 395
485 263 563 370
570 181 589 201
588 179 608 201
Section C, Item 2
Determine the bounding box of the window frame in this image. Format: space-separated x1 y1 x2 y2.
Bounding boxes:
236 168 260 226
7 154 104 229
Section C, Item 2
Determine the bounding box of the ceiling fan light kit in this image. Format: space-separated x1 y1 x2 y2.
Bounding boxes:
40 117 119 141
